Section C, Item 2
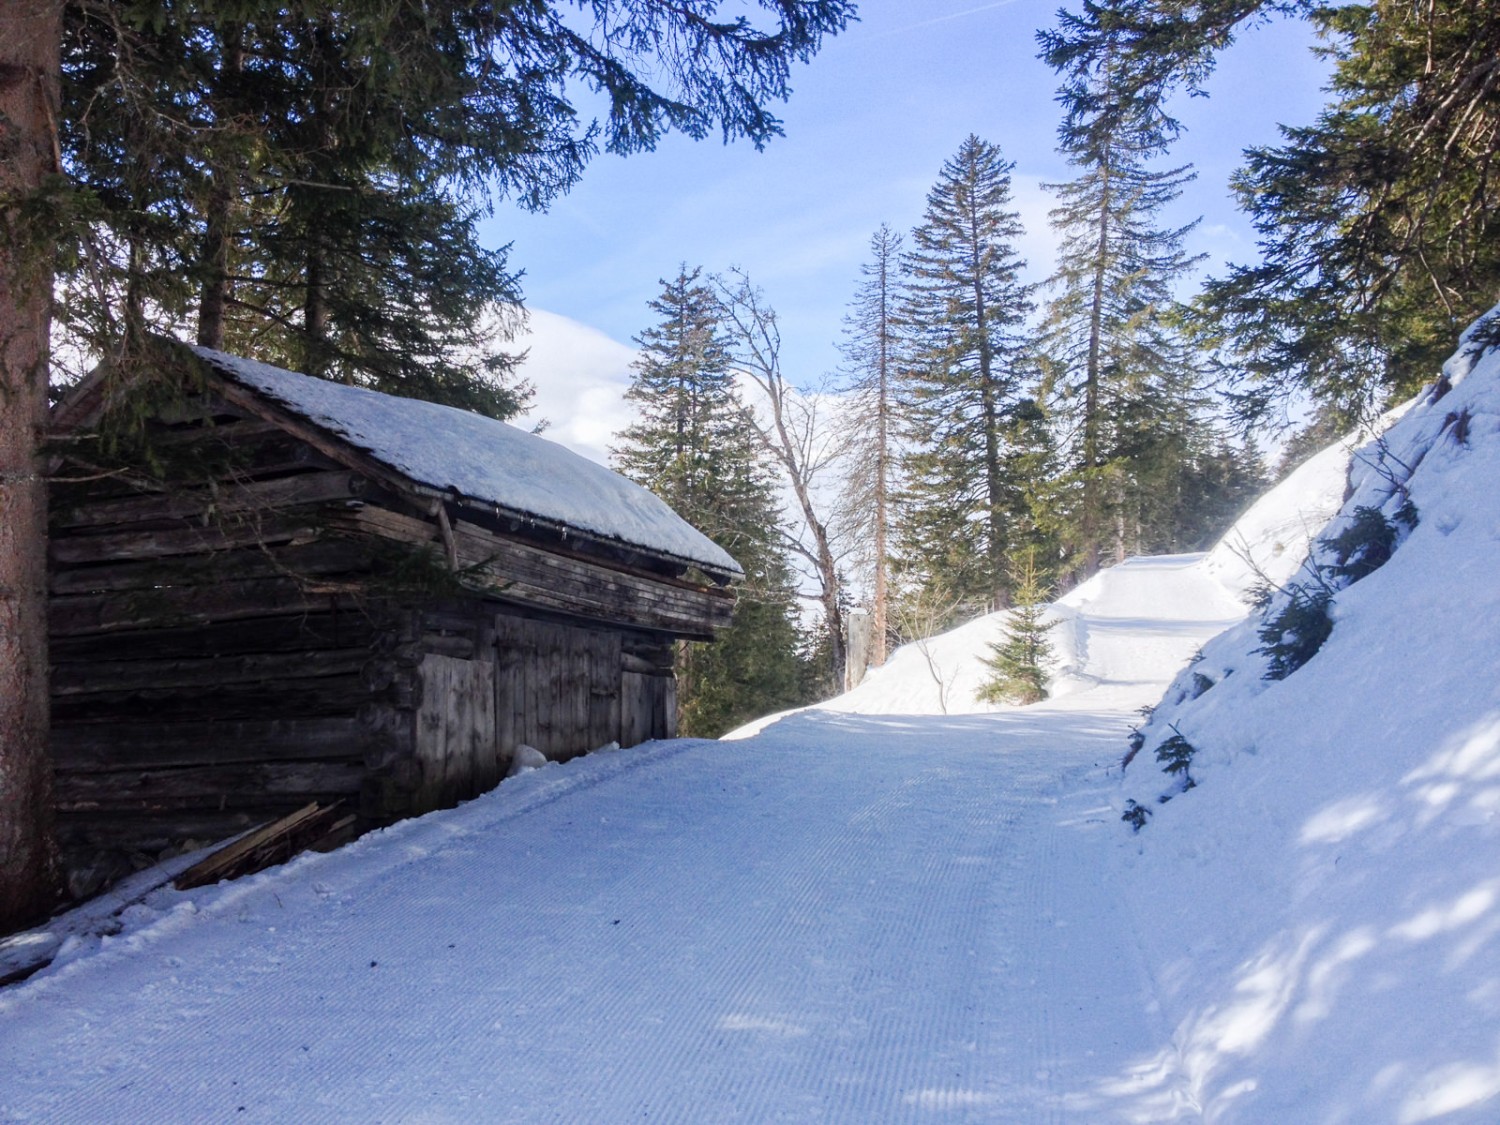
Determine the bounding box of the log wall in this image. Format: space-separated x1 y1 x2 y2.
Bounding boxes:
47 386 711 895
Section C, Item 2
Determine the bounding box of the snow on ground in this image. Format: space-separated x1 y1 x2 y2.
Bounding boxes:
4 316 1498 1122
1106 307 1500 1122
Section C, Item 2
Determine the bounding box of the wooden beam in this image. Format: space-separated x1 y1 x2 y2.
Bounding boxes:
55 761 368 813
52 716 385 772
49 516 322 565
52 468 368 530
50 576 356 637
172 802 340 890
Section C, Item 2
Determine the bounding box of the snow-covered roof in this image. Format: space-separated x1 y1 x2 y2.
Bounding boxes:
189 346 742 579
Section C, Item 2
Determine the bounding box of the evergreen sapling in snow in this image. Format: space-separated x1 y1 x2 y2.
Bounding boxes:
978 548 1055 705
1154 729 1197 793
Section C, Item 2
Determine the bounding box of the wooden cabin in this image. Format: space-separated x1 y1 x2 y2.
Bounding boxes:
48 341 740 886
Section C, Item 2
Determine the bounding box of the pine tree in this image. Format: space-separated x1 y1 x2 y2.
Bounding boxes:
1039 0 1500 421
838 224 906 671
612 269 806 737
894 136 1038 618
978 548 1055 706
1039 22 1211 578
1197 0 1500 420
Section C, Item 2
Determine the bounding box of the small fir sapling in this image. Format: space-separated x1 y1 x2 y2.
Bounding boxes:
978 547 1054 705
1243 578 1275 612
1122 800 1152 832
1256 499 1417 681
1322 504 1411 584
1155 727 1197 791
1122 704 1154 768
1257 582 1335 680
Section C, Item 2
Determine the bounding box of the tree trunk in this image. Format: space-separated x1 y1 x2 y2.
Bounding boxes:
0 0 65 931
1079 149 1113 582
304 244 329 375
197 26 245 350
968 204 1007 609
872 248 890 668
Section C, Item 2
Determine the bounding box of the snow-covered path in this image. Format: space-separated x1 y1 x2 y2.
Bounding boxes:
5 711 1171 1121
2 706 1195 1123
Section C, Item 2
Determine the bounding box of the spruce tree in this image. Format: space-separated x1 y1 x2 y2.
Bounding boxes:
1039 25 1211 578
612 269 806 737
1039 0 1500 422
894 136 1038 618
56 1 857 413
838 224 906 670
978 548 1055 706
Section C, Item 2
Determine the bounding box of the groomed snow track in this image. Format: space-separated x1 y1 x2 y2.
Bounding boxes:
1 706 1200 1122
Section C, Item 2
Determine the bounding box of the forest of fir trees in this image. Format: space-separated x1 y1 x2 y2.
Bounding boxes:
4 0 1494 918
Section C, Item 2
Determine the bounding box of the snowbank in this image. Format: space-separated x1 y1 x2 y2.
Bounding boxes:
1113 304 1500 1121
801 423 1355 721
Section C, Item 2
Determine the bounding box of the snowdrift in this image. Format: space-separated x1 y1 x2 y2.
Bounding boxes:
1111 305 1500 1121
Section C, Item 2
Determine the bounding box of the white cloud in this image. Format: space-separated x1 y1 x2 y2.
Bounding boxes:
510 308 639 465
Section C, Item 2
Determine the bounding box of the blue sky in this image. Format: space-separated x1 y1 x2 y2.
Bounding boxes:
485 0 1333 443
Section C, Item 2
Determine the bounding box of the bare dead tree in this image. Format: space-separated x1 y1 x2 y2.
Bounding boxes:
837 224 905 672
891 581 966 715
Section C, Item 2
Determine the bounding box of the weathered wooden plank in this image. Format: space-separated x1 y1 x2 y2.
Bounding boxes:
53 671 375 725
49 516 322 566
620 652 673 677
54 810 264 853
49 610 392 664
51 428 339 512
621 671 653 748
50 576 359 637
590 629 623 751
52 716 379 772
53 468 369 530
493 615 520 776
55 760 367 813
173 802 328 890
413 653 497 810
329 505 734 636
662 675 678 740
49 538 372 596
458 543 732 637
52 647 374 696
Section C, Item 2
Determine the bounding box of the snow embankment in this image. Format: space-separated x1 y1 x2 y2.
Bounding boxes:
1112 306 1500 1122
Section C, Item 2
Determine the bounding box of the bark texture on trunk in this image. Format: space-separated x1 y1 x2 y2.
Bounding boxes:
0 0 64 932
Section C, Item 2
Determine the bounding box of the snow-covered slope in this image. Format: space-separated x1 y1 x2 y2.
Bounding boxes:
1111 305 1500 1121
